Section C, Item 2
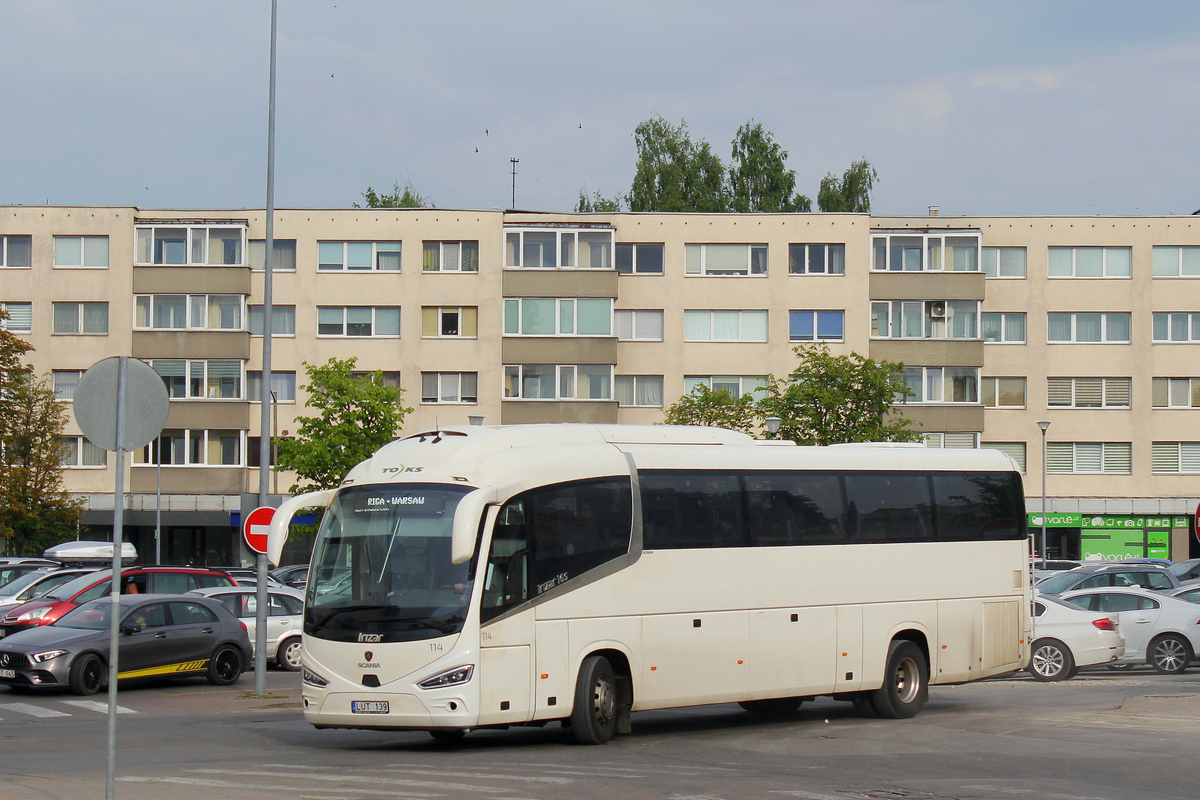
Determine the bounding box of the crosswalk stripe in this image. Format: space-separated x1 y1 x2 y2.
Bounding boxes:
2 702 70 718
61 699 136 714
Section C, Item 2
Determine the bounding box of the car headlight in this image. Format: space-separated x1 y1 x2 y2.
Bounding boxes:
30 649 69 664
15 607 51 623
302 666 329 687
418 665 474 689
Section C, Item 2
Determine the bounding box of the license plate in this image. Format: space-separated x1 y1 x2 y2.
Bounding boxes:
351 700 389 714
0 668 14 679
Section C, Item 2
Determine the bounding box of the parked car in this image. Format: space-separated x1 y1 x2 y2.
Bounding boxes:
1168 583 1200 605
0 566 236 639
190 585 304 671
0 568 98 614
1167 558 1200 583
1035 563 1182 596
269 564 309 589
1059 586 1200 674
219 568 284 588
1032 559 1083 582
0 558 62 591
1028 595 1125 681
0 594 250 695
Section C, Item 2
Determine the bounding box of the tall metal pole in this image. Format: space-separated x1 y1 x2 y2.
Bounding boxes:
254 0 279 696
155 436 161 565
105 357 129 800
510 158 518 208
1038 420 1050 570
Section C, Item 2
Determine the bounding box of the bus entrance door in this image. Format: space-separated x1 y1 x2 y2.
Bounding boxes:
477 611 534 725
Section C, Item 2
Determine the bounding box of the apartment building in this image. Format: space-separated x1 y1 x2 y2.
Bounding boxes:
3 205 1199 565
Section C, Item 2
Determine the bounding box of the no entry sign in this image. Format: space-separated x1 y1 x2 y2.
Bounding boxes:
243 506 276 555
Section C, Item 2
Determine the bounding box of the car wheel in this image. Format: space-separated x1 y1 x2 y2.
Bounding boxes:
276 637 303 672
570 655 617 745
68 653 105 696
1149 634 1193 675
738 697 804 715
1028 638 1075 682
206 645 245 686
870 640 928 719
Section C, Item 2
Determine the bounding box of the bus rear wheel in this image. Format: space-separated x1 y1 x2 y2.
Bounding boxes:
571 655 617 745
870 640 928 719
738 697 803 715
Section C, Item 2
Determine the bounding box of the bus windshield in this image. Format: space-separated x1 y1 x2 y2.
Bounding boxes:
305 484 474 642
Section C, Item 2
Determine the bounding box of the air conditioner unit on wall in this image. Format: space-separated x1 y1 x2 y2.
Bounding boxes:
928 301 947 318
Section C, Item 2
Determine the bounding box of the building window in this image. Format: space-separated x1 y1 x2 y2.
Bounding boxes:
685 243 767 276
901 367 980 404
421 372 478 404
1047 377 1131 408
150 359 243 400
53 370 83 401
135 295 242 331
318 241 401 271
615 243 664 274
981 247 1027 278
871 231 980 271
683 375 767 400
349 371 402 398
246 436 285 468
135 224 245 266
1152 312 1200 343
614 310 664 341
422 307 478 338
317 306 400 337
247 371 297 402
59 436 107 467
423 241 479 272
52 302 108 335
137 429 244 467
788 243 845 275
0 234 32 268
615 375 664 407
1046 442 1131 474
981 377 1026 408
789 310 844 341
249 239 297 271
1153 377 1200 408
505 228 613 268
923 432 978 449
0 301 32 334
683 310 768 342
1152 246 1200 277
1048 246 1131 278
1047 312 1131 343
872 300 978 339
247 305 296 335
1152 442 1200 473
981 312 1027 343
504 364 612 400
504 298 612 336
982 441 1027 473
54 236 109 268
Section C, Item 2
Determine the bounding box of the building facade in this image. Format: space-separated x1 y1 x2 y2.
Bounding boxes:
3 206 1199 565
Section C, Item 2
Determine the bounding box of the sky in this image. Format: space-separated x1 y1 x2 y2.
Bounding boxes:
3 0 1199 217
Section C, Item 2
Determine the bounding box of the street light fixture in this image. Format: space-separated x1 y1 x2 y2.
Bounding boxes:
764 416 781 439
1037 420 1050 570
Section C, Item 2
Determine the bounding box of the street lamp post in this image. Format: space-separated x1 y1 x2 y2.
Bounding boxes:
1038 420 1050 570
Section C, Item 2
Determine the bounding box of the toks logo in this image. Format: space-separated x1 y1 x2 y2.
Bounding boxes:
382 466 424 474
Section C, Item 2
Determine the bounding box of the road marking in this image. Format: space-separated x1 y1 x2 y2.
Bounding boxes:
189 768 518 793
2 702 71 718
61 699 136 714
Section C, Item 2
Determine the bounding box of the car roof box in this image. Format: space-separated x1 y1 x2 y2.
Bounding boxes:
43 540 138 565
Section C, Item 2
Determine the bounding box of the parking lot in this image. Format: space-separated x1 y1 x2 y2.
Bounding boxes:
2 666 1198 800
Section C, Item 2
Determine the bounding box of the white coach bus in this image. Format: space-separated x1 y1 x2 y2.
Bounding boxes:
267 424 1031 744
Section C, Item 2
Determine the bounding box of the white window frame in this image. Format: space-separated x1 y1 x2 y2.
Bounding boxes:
788 243 846 275
615 243 665 275
504 298 613 337
614 309 664 341
421 372 479 404
505 228 614 269
789 310 845 342
421 306 478 338
151 359 245 400
0 234 32 268
685 243 768 276
247 371 297 403
249 239 297 272
422 240 479 273
1047 246 1132 278
135 294 243 331
135 224 246 266
614 375 665 407
981 246 1027 278
871 231 981 272
1046 442 1131 474
53 235 109 268
683 375 767 400
1152 312 1200 343
872 300 978 340
53 370 84 401
318 241 401 271
317 306 401 338
1047 312 1131 343
923 432 979 449
683 310 768 342
1152 246 1200 278
1152 377 1200 408
1047 377 1131 409
503 364 613 401
981 377 1026 408
52 302 108 335
901 366 980 404
0 301 32 334
981 312 1027 343
1152 442 1200 474
248 305 296 336
59 435 107 468
135 428 246 467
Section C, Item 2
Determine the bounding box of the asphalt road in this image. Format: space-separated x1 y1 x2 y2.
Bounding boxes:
2 667 1199 800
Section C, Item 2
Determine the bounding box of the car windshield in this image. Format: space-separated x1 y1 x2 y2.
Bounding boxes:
56 599 114 630
306 484 474 643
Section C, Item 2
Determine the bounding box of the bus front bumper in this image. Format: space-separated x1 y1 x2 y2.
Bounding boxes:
303 690 474 730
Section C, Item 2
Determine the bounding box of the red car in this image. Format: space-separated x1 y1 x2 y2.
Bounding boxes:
0 567 235 639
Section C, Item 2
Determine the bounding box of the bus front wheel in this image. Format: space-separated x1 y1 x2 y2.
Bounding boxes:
870 640 928 719
571 655 617 745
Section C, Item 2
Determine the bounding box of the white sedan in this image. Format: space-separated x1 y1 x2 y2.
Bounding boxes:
190 585 305 671
1028 595 1124 681
1059 586 1200 674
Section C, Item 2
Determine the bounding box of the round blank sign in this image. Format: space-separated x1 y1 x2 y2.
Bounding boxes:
74 357 170 452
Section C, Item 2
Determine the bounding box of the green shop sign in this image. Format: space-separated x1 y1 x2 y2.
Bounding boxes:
1027 514 1188 529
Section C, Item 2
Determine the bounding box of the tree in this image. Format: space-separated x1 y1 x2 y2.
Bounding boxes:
575 187 622 212
628 116 728 212
355 181 432 209
817 159 879 213
757 344 922 446
0 310 83 556
727 121 811 213
275 357 414 493
661 384 759 435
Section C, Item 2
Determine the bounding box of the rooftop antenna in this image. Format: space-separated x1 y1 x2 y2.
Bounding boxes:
510 158 519 209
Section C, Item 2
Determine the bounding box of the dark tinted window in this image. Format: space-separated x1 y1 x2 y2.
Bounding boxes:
195 573 233 588
1141 571 1175 591
151 573 194 594
127 602 167 629
744 472 845 546
932 473 1025 541
1096 592 1157 612
169 601 219 624
845 473 934 543
642 472 745 549
276 594 304 615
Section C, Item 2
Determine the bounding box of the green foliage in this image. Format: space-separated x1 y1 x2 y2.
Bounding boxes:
575 188 623 212
355 181 433 209
661 384 760 435
275 357 414 493
817 159 879 213
0 311 82 556
628 116 728 212
727 121 812 213
758 344 922 446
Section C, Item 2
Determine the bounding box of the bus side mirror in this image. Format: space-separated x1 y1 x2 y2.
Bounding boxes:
266 489 336 565
451 488 497 565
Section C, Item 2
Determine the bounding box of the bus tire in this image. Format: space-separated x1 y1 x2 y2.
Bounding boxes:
571 655 617 745
738 697 803 715
1028 638 1074 682
870 640 928 719
69 653 105 696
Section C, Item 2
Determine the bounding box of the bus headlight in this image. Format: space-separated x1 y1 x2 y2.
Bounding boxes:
417 665 474 689
302 666 329 687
